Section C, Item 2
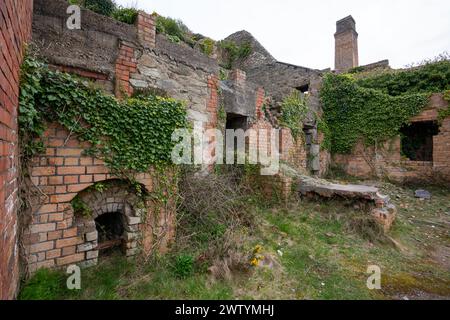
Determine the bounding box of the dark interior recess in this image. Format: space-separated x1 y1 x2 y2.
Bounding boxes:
400 121 439 161
226 113 249 130
296 84 310 94
95 212 125 251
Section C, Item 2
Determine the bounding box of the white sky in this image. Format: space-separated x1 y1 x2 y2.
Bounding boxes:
116 0 450 70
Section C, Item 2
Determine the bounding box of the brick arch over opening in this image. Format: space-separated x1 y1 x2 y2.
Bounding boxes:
74 180 146 265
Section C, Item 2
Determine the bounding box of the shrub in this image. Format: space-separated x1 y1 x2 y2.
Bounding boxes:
177 166 255 280
83 0 116 16
111 6 139 24
199 38 216 57
155 15 191 43
218 40 252 69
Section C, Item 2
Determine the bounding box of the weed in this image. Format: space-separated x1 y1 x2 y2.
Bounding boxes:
173 254 194 278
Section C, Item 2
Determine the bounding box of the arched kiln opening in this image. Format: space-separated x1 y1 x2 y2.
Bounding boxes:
72 180 147 263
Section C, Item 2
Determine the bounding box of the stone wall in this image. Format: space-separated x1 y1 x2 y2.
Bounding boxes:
246 62 323 115
332 94 450 182
33 1 220 128
23 124 176 273
130 33 219 127
32 0 138 93
0 0 33 300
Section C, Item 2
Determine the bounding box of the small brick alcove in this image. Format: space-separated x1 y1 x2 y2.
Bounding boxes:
73 180 146 266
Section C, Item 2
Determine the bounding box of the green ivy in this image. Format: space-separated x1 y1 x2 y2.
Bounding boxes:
316 115 332 151
355 60 450 96
19 56 188 173
438 90 450 124
279 91 309 140
320 73 429 154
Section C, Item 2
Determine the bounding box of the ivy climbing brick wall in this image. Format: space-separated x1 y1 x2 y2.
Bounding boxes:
0 0 33 300
332 94 450 182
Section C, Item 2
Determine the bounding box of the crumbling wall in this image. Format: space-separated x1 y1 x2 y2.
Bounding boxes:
32 0 220 131
32 0 138 93
131 33 219 126
0 0 33 300
332 94 450 182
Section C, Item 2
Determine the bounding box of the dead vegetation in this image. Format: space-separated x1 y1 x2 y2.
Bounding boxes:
176 166 257 281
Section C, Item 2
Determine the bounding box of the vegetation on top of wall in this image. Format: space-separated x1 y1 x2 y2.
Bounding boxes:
279 91 309 140
355 58 450 96
154 14 192 44
69 0 139 24
218 40 252 69
19 56 188 173
111 6 139 24
320 73 429 154
199 38 216 57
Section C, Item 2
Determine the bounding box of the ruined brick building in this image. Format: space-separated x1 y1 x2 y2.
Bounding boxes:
0 0 448 299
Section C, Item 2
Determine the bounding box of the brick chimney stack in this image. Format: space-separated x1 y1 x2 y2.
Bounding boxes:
335 15 359 72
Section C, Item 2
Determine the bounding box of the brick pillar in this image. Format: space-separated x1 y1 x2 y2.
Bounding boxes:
206 75 219 130
114 42 137 98
203 75 219 169
230 69 247 87
335 15 359 73
136 11 156 49
255 87 265 120
0 0 33 300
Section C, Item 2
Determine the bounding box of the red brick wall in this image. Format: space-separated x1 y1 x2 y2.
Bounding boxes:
433 118 450 180
246 88 309 200
23 124 175 273
0 0 33 300
332 94 450 182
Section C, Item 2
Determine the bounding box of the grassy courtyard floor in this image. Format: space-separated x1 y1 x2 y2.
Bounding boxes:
19 181 450 300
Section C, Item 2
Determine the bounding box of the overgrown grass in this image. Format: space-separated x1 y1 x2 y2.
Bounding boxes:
19 180 450 300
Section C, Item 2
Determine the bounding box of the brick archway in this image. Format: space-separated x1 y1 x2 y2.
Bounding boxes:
74 180 145 266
